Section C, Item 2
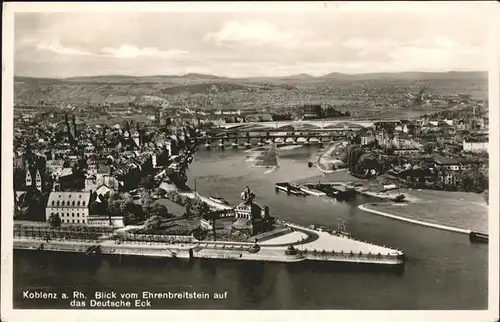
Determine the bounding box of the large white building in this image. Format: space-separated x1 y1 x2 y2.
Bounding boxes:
463 140 488 153
46 192 91 224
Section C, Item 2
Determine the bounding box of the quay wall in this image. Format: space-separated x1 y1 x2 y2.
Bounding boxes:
14 239 192 259
303 251 404 265
359 204 471 234
13 238 403 265
194 248 305 263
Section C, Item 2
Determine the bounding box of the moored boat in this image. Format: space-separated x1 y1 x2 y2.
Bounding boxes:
275 182 307 196
299 184 326 196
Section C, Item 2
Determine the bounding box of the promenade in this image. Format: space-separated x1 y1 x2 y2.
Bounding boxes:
359 203 471 234
282 222 403 256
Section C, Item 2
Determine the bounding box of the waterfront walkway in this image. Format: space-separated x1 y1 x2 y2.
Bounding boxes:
282 222 403 256
359 203 471 234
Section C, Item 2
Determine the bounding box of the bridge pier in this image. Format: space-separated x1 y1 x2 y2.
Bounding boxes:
232 138 238 148
204 139 212 150
244 133 251 147
266 133 271 144
244 137 251 148
218 139 225 150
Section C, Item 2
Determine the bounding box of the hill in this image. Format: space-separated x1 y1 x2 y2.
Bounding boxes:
13 71 487 106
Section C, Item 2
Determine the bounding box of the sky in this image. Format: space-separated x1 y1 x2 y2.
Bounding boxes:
13 4 492 78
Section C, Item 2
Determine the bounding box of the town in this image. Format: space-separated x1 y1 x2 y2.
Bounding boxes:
14 86 488 232
8 6 494 313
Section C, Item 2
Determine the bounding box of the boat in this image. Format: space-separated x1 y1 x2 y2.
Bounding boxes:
469 231 488 244
393 194 406 202
209 196 231 206
299 184 326 196
275 182 307 196
316 184 356 201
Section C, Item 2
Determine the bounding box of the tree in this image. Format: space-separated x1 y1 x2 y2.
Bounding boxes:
143 215 163 231
150 203 170 218
178 194 191 206
422 142 436 154
140 175 155 190
14 167 25 190
185 198 210 217
48 213 61 227
123 211 140 226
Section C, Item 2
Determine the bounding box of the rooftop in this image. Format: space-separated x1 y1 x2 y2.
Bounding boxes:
433 156 459 165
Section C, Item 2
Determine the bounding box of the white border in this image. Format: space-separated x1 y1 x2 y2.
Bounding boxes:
2 2 499 322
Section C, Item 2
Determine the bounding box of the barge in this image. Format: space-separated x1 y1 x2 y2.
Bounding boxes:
316 184 356 201
298 184 326 196
275 182 307 196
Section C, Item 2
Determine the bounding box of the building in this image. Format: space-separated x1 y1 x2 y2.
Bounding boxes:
25 169 32 187
361 131 376 146
441 173 458 186
25 167 42 192
84 175 97 192
87 216 124 228
463 140 488 153
433 156 460 171
34 169 42 191
46 192 91 225
394 148 421 155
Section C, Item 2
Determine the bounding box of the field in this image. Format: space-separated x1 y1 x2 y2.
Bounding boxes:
365 190 488 233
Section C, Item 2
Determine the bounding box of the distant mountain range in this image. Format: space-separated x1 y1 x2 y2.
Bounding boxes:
14 71 487 84
13 70 488 105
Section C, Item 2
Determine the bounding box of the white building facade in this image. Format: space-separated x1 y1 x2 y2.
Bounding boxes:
46 192 91 224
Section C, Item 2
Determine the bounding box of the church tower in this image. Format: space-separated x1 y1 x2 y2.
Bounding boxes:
34 168 42 192
25 168 32 187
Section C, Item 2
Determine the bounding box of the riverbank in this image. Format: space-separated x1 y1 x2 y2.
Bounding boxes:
293 167 488 233
13 234 404 265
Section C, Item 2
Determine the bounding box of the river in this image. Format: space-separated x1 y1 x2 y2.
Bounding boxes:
13 147 488 309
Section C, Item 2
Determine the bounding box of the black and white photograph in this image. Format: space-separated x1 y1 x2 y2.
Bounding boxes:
1 2 499 321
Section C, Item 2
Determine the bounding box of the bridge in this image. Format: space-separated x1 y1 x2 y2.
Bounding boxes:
191 132 348 146
190 126 367 148
219 119 378 130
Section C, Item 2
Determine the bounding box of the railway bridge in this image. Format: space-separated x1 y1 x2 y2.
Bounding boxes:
190 128 363 149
